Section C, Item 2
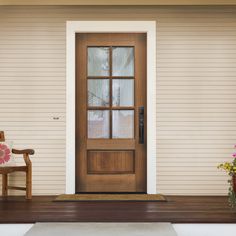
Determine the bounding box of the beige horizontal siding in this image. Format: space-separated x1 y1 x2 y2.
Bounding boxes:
0 5 236 195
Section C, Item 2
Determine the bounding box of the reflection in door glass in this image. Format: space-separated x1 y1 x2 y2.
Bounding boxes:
112 110 134 138
88 47 109 76
112 47 134 76
88 110 109 138
112 79 134 107
88 79 109 107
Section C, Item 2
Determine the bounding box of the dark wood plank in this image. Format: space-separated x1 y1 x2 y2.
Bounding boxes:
0 196 235 223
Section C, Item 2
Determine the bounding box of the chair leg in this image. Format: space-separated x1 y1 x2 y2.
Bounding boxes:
2 174 8 197
26 167 32 200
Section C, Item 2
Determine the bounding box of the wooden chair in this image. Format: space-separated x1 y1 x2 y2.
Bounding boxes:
0 131 34 199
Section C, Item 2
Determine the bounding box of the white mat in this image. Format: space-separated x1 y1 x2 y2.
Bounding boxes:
25 223 177 236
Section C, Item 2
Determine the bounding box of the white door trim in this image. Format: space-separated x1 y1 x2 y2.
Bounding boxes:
66 21 157 194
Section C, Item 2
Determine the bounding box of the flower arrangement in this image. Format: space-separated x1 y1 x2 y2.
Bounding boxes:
217 146 236 207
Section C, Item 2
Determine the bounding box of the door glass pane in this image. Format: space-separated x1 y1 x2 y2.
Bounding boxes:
88 47 109 76
112 110 134 138
112 47 134 76
88 79 109 107
112 79 134 107
88 110 109 138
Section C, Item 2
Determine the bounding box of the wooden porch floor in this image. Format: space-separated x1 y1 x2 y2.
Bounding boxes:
0 196 236 223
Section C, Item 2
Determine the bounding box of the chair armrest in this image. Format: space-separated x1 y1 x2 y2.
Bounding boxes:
12 149 35 155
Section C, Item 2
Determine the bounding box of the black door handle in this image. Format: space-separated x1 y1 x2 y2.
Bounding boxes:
139 107 144 144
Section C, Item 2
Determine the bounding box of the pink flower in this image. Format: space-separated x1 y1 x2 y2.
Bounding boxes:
232 152 236 158
0 143 11 165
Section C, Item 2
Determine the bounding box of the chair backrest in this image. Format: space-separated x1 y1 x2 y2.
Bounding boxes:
0 131 5 142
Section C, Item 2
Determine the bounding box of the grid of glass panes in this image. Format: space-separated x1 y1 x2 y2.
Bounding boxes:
87 46 134 139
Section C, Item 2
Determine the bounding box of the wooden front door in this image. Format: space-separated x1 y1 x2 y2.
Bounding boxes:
76 33 147 192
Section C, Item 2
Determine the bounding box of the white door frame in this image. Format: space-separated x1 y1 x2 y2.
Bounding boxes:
66 21 157 194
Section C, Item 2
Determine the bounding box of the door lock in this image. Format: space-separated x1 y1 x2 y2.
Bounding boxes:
139 107 145 144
